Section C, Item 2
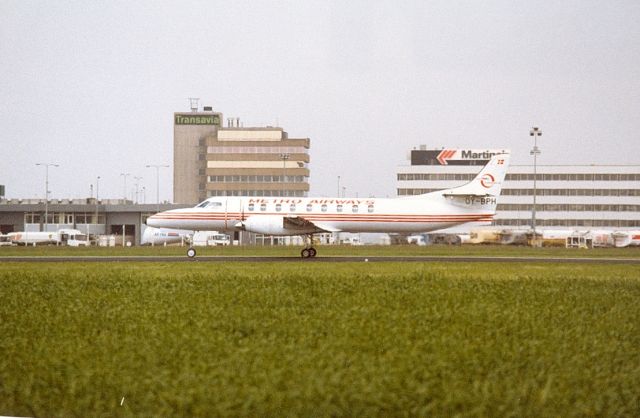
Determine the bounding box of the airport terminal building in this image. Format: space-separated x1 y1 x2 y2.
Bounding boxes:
174 106 310 205
397 148 640 229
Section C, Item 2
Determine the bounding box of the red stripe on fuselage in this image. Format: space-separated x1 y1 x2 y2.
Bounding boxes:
151 212 493 223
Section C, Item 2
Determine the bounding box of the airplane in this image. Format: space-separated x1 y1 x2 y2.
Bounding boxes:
141 226 193 246
141 226 232 246
147 152 510 258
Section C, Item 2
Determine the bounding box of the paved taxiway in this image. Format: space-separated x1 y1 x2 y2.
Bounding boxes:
2 255 640 264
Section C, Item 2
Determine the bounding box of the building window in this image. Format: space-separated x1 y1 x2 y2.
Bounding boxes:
25 213 41 224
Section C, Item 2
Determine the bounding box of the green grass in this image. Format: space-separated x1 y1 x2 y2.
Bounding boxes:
1 243 640 258
1 262 639 417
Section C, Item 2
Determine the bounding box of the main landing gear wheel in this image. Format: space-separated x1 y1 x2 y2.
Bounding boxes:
187 247 197 258
301 234 318 259
301 247 317 258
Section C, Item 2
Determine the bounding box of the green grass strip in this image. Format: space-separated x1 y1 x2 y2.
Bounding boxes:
1 262 639 416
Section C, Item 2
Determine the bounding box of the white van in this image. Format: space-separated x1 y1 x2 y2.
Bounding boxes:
192 232 230 246
58 229 90 246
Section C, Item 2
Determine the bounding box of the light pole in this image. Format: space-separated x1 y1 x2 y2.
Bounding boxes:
337 176 341 197
95 176 101 231
120 173 130 202
134 176 143 204
279 153 290 197
146 164 169 213
36 163 59 232
530 127 542 236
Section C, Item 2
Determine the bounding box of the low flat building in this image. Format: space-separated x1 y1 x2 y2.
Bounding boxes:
0 198 190 245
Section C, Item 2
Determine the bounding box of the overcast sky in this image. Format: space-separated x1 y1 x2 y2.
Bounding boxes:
1 0 639 202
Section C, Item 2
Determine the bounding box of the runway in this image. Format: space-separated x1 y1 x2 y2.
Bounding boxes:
2 255 640 264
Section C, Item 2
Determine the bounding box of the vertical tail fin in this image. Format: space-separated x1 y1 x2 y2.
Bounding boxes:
443 153 511 196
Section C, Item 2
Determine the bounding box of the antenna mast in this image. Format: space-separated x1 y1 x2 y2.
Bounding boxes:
188 97 199 112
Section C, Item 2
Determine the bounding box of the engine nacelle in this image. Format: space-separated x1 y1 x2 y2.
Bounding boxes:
242 215 289 235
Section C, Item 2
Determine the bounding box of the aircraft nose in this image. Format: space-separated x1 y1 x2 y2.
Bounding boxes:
146 211 175 227
146 209 185 228
146 214 161 227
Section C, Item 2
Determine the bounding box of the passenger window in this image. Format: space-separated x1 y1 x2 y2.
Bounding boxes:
290 203 296 212
321 204 328 212
275 203 282 212
248 203 254 211
352 205 359 213
336 204 343 212
306 204 313 212
260 203 267 212
367 204 374 213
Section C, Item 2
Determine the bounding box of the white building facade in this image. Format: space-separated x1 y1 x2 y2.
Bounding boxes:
397 148 640 230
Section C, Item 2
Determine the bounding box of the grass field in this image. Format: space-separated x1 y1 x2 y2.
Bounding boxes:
1 261 639 417
1 243 640 258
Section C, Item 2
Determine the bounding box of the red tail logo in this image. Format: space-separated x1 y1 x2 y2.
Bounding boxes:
480 173 496 188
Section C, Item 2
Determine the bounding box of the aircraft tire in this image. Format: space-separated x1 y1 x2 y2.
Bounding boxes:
187 247 197 258
301 248 311 258
309 247 317 257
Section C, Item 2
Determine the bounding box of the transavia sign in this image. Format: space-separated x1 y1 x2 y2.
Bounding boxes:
174 114 221 126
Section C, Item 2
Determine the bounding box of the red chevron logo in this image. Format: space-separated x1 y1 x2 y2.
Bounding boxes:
436 149 456 165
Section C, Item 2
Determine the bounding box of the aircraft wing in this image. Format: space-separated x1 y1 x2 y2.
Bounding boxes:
284 216 341 233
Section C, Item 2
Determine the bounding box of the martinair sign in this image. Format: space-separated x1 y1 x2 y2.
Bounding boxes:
174 114 221 126
411 148 508 166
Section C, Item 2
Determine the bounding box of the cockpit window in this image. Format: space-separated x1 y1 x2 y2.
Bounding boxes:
195 200 223 208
